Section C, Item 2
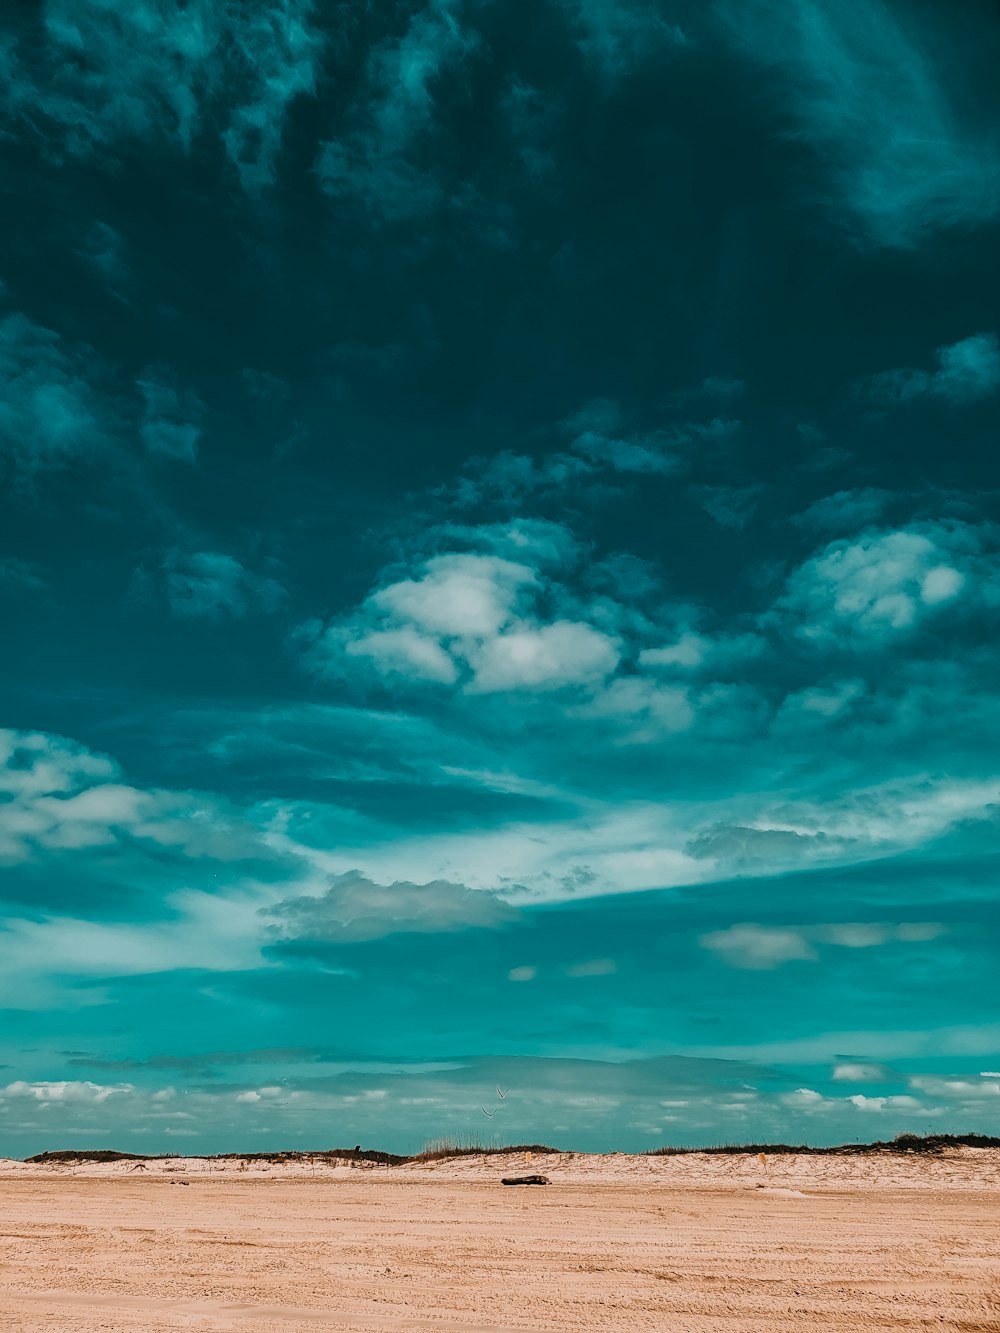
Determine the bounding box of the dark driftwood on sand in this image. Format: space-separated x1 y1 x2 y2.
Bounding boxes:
501 1174 549 1185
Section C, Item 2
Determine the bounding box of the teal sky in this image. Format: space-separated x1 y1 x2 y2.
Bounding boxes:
1 0 1000 1156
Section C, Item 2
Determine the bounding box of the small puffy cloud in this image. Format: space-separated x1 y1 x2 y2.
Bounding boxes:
701 920 948 969
782 1087 825 1106
235 1086 284 1105
920 566 964 604
2 0 325 190
266 869 518 942
565 958 617 977
832 1062 896 1083
137 368 204 461
816 922 946 949
0 313 111 474
865 333 1000 406
848 1094 921 1112
775 524 987 643
162 550 286 620
508 965 537 982
700 924 818 970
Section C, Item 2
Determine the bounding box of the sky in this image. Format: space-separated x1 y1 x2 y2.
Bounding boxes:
1 0 999 1157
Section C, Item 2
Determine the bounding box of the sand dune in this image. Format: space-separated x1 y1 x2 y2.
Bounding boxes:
1 1150 998 1329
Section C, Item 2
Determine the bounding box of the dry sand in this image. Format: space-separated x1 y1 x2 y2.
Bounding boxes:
1 1150 998 1330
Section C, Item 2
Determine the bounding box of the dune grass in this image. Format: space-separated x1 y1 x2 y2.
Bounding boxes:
647 1133 1000 1156
412 1138 558 1162
21 1131 1000 1165
24 1147 407 1166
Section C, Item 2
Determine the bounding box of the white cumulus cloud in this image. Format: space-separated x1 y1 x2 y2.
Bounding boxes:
307 547 621 695
775 523 990 643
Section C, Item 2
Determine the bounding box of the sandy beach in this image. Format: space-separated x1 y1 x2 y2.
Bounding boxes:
1 1150 998 1330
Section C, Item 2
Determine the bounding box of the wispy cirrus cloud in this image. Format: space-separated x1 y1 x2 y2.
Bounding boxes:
561 0 689 81
718 0 1000 247
316 0 478 220
2 0 326 190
